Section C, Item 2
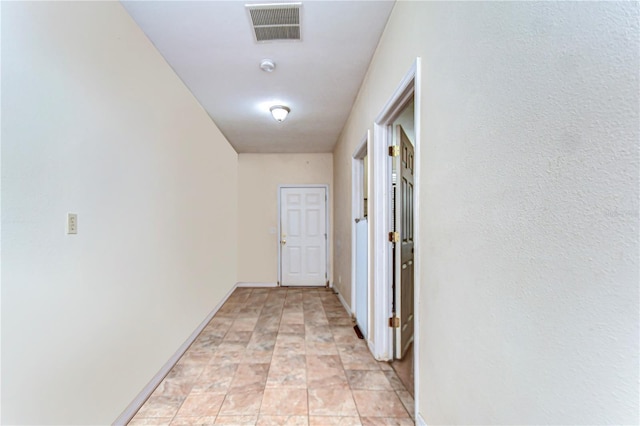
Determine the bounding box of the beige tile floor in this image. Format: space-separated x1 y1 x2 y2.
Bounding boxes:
129 287 414 426
390 343 414 398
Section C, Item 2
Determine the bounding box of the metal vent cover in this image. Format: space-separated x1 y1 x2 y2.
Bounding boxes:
246 2 302 42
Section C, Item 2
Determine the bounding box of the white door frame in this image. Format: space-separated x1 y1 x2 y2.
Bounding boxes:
351 131 371 344
371 58 421 411
277 184 330 287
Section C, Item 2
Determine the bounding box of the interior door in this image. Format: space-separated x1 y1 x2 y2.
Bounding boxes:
395 126 415 359
355 217 368 338
280 186 327 287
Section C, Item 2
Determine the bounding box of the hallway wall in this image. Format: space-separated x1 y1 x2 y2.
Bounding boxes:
333 1 638 424
1 2 238 424
238 154 333 284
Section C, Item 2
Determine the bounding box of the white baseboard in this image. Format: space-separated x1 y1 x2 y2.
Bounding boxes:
335 288 376 359
113 284 238 425
416 413 427 426
236 282 278 288
367 338 376 355
335 288 352 317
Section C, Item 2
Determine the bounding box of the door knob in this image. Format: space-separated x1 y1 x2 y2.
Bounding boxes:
281 239 287 245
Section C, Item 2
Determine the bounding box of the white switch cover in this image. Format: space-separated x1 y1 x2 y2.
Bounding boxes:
67 213 78 234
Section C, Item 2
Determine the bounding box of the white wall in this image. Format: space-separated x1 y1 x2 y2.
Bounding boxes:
333 1 638 424
1 2 238 424
238 154 333 284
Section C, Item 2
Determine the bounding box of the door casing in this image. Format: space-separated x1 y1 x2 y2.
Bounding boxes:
277 184 330 287
371 58 421 420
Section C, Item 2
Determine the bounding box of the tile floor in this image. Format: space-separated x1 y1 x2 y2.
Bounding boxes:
129 287 414 425
390 343 414 398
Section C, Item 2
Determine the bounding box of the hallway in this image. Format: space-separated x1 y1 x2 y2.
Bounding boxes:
129 287 414 425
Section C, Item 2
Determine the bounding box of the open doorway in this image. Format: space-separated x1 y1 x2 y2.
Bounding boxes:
370 59 421 413
391 101 416 396
352 132 370 341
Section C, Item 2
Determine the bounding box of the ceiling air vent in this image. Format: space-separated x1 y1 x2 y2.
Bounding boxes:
246 2 302 42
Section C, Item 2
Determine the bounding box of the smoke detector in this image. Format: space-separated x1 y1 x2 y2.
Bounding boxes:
260 59 276 72
246 2 302 42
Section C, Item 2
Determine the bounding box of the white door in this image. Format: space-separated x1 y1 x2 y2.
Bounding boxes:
394 125 415 359
280 187 327 287
355 218 368 338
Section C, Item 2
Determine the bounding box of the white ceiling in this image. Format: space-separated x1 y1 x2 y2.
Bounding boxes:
121 0 395 153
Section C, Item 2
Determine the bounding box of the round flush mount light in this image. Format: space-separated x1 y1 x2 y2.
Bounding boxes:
260 59 276 72
270 105 290 122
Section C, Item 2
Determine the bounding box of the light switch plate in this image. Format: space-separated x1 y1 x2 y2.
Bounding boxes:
67 213 77 234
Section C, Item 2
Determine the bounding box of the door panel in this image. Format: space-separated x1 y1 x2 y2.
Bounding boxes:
306 247 321 272
281 187 327 286
395 126 415 359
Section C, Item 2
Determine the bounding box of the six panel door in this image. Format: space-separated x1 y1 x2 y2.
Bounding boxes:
280 187 327 286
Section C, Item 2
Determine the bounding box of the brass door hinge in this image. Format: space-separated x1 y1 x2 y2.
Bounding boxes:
388 145 400 157
389 316 400 328
388 231 400 243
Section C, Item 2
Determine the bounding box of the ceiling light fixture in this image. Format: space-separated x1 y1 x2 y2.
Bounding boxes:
260 59 276 72
270 105 290 122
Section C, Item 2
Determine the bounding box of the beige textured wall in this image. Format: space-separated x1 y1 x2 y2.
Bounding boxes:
238 154 333 284
334 1 638 424
2 2 238 424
